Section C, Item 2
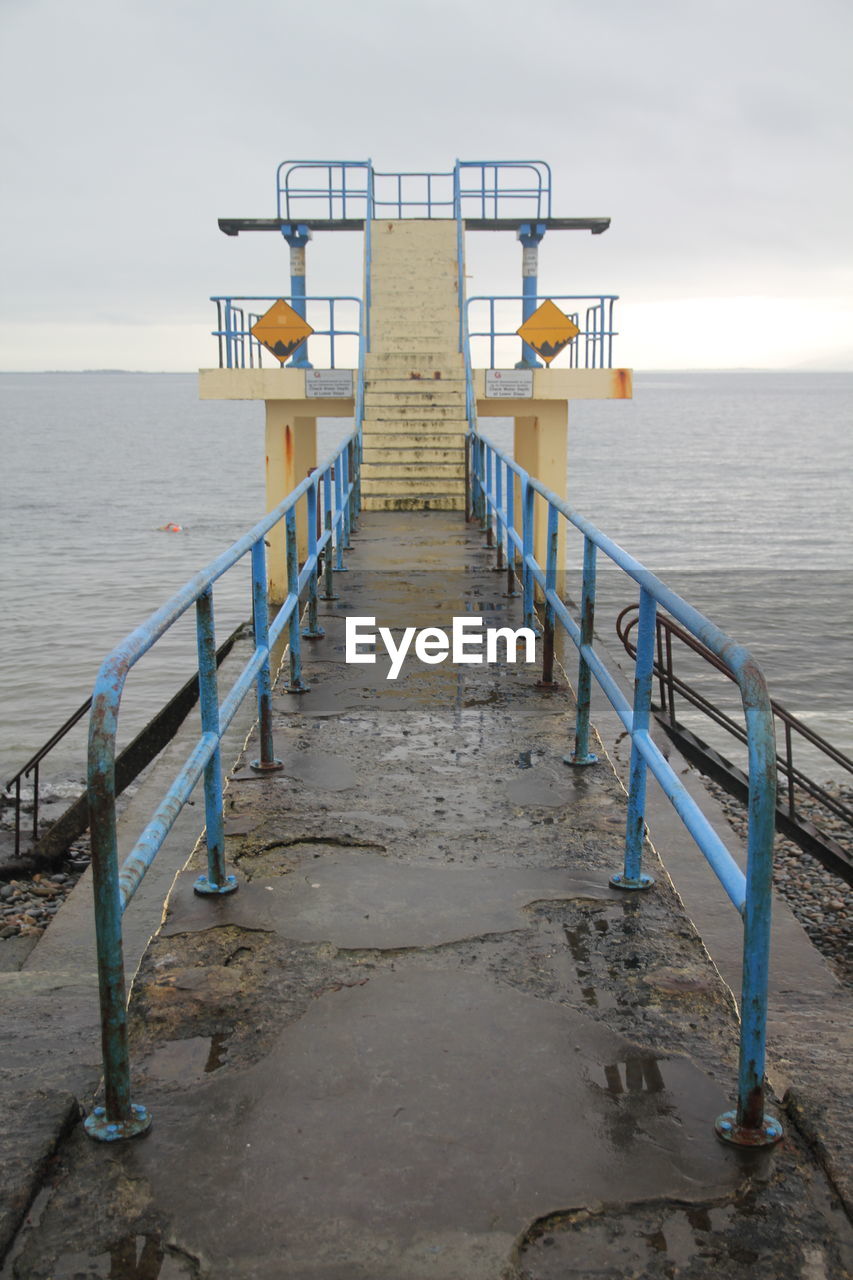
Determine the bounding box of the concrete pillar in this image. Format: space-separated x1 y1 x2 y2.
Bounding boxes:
516 223 546 369
281 223 313 369
513 402 568 569
264 404 317 602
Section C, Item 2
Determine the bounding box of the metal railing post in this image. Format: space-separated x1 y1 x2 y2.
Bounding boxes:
522 477 536 633
249 541 284 770
343 443 353 549
716 683 782 1146
193 588 237 894
611 586 656 891
504 466 518 598
567 535 599 766
483 448 493 541
494 461 505 571
284 508 309 693
321 469 338 601
83 685 151 1142
334 464 348 571
302 482 325 641
539 504 559 687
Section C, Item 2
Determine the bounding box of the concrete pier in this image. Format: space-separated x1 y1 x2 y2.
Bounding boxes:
2 513 852 1279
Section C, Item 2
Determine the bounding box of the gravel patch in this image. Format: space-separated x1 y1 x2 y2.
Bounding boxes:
0 837 91 962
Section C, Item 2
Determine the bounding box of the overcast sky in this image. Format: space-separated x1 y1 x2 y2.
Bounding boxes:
1 0 851 371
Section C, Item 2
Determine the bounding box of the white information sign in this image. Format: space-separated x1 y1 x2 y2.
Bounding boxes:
485 369 534 399
305 370 354 398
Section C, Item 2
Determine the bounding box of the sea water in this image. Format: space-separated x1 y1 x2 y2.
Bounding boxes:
1 370 850 793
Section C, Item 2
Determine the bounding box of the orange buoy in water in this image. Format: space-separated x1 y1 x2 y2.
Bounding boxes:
157 522 183 532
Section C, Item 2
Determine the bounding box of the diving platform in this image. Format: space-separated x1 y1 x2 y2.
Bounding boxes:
3 159 851 1280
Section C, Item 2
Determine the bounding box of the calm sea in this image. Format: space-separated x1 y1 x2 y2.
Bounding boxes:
1 371 851 795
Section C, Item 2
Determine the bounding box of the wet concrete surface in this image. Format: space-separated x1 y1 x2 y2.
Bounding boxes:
3 512 852 1279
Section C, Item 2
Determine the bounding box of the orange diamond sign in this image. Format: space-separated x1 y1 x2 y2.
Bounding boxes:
517 300 580 365
251 299 314 364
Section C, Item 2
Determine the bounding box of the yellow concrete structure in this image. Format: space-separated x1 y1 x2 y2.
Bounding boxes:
361 220 468 511
198 369 354 601
199 223 632 581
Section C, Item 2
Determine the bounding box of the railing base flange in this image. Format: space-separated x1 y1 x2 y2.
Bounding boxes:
84 1104 152 1143
715 1110 784 1147
564 752 598 767
250 758 284 772
302 627 326 639
536 680 560 690
194 873 239 896
285 682 310 695
610 871 655 891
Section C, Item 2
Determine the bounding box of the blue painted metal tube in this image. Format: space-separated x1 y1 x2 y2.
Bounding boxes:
495 459 505 569
573 536 598 763
196 589 227 888
505 462 519 596
321 469 336 600
334 465 345 570
522 480 535 633
88 686 133 1122
251 540 277 766
469 429 777 1137
304 482 323 639
622 588 656 883
343 443 353 548
285 508 307 692
483 448 492 535
85 433 357 1139
541 504 559 684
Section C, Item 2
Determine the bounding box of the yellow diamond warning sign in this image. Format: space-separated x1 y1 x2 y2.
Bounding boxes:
516 300 580 366
251 299 314 364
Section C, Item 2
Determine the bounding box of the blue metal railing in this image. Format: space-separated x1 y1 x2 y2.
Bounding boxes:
276 160 372 221
455 160 551 220
83 436 360 1142
466 295 618 369
275 160 552 222
211 296 362 370
467 431 783 1149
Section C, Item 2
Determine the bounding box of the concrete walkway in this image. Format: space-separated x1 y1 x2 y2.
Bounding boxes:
2 513 851 1279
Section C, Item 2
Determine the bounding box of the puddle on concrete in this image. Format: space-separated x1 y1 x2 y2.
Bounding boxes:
205 1031 229 1073
518 1201 741 1278
143 1034 228 1084
602 1053 666 1095
504 775 566 807
50 1235 194 1279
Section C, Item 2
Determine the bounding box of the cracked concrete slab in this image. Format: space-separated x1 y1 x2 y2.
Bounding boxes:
160 855 615 950
4 511 851 1280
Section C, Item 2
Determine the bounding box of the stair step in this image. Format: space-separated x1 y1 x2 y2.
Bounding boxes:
362 461 465 480
362 493 467 512
364 352 463 370
364 377 466 394
361 446 466 464
358 424 466 440
361 478 466 497
364 389 465 407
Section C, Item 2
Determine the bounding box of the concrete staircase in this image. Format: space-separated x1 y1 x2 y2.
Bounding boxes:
361 220 468 511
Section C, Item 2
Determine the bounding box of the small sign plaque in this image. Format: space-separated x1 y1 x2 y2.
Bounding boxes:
485 369 534 398
305 370 354 398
